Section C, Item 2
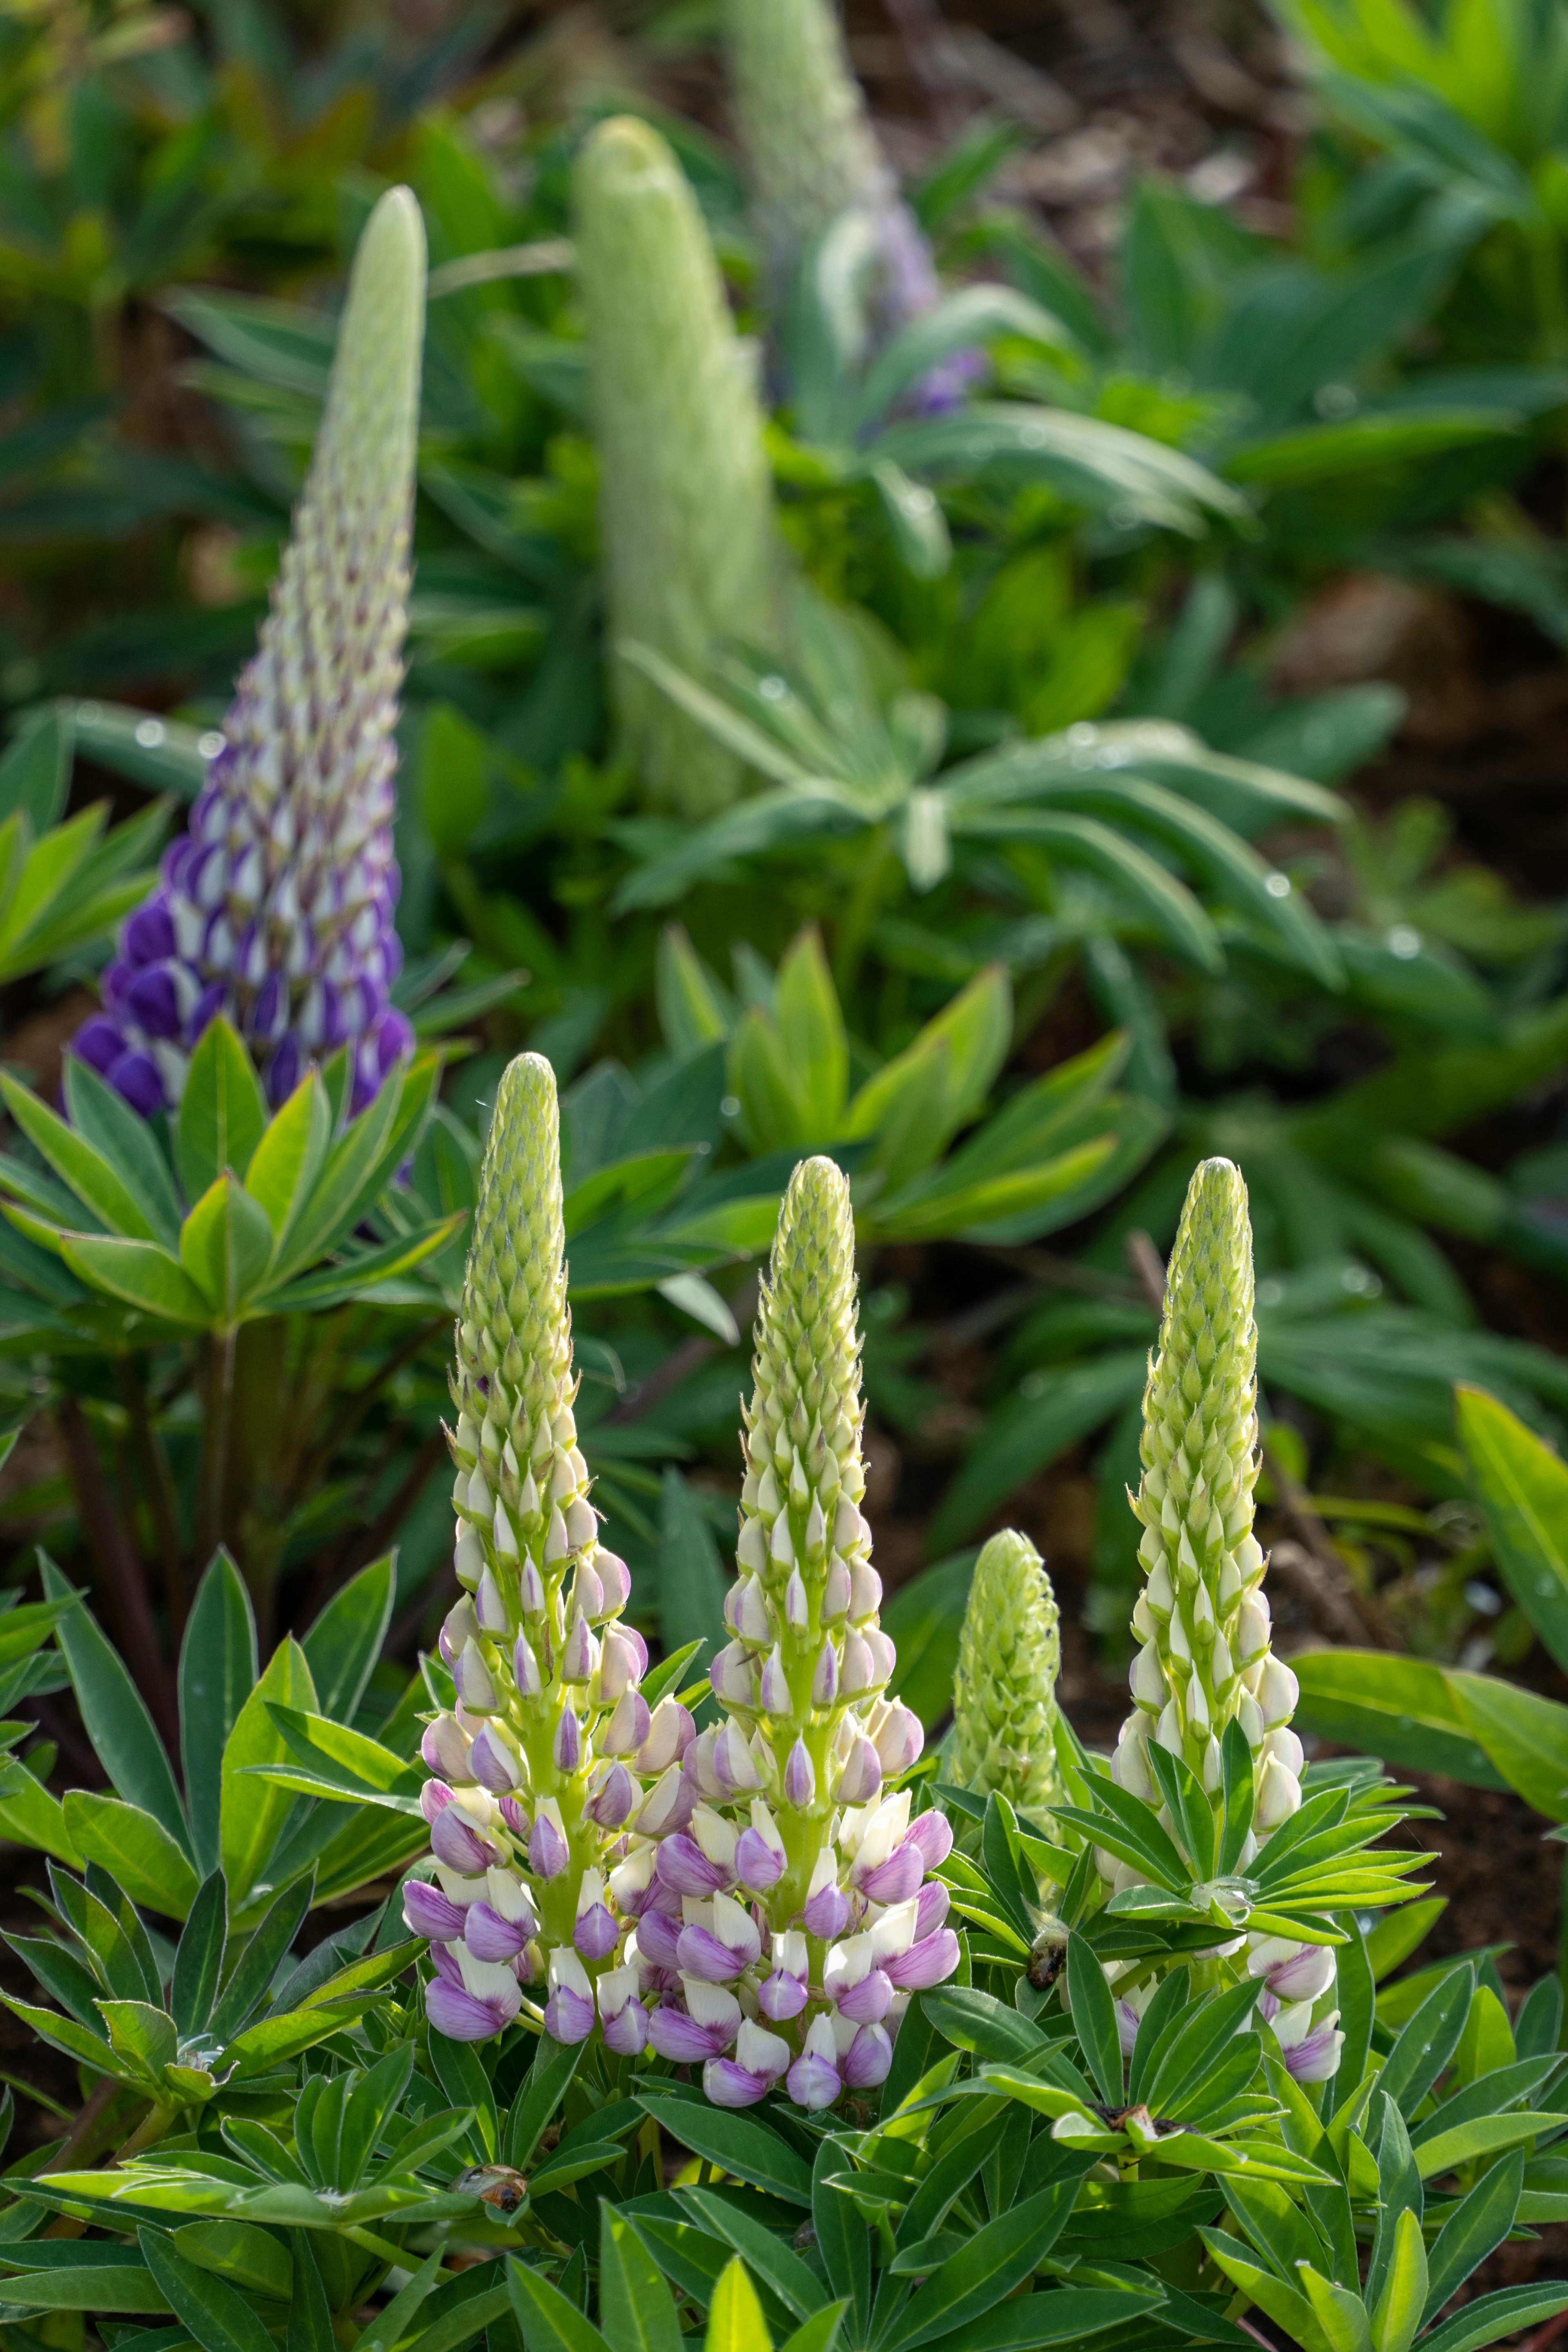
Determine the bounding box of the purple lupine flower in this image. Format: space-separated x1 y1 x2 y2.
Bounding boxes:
704 2020 792 2108
543 1949 596 2044
70 187 427 1118
401 1880 468 1942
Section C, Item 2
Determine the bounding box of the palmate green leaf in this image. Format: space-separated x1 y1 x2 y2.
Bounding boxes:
62 1793 202 1918
879 2177 1084 2352
0 2264 172 2312
949 806 1226 972
301 1556 395 1724
1412 2111 1565 2181
180 1175 276 1322
638 2097 813 2207
681 2188 827 2324
220 1639 318 1915
59 1234 212 1326
507 2258 612 2352
252 1214 465 1316
173 2220 292 2300
1448 1672 1568 1821
63 1058 184 1246
872 1136 1118 1246
916 2285 1165 2350
247 1704 423 1812
170 1873 227 2041
1422 2152 1526 2323
1292 1651 1507 1789
598 2205 684 2352
243 1075 332 1243
0 707 72 831
0 1755 82 1866
41 1559 192 1854
0 1072 162 1240
0 804 111 960
1456 1384 1568 1675
268 1051 443 1283
138 2228 277 2352
176 1021 270 1202
180 1554 258 1880
875 401 1247 528
1419 2285 1568 2352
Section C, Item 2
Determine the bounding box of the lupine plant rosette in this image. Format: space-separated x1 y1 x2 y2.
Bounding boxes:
412 1050 670 2049
1098 1157 1354 2079
70 184 425 1118
633 1154 957 2112
949 1526 1065 1823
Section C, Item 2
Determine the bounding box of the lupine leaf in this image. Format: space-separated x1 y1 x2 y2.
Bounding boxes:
136 2232 276 2352
638 2098 813 2206
62 1793 200 1917
169 1873 227 2040
300 1556 395 1723
506 2259 612 2352
176 1022 270 1201
598 2205 684 2352
179 1554 258 1879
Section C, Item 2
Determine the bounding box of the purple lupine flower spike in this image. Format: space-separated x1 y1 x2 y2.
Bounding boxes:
70 185 426 1116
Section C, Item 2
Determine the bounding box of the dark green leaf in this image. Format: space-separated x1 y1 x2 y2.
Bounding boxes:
638 2097 813 2207
42 1558 192 1859
136 2231 275 2352
169 1874 227 2040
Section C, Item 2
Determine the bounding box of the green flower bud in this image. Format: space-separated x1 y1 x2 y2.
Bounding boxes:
573 114 781 820
726 0 894 277
1115 1157 1301 1828
950 1529 1063 1819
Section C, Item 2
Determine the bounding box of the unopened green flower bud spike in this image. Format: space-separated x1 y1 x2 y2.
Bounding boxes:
950 1528 1064 1821
415 1053 663 2051
1115 1157 1302 1830
573 114 781 820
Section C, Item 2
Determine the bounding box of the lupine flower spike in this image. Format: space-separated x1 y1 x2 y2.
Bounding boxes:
949 1527 1063 1823
725 0 963 395
633 1155 957 2110
71 186 425 1117
413 1052 668 2048
1109 1156 1339 2081
573 116 781 821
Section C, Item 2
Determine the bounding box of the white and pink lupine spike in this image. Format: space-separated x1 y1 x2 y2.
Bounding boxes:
631 1157 956 2108
413 1053 662 2049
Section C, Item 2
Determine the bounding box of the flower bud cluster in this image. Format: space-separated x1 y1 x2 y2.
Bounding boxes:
1113 1159 1303 1835
71 188 423 1118
949 1527 1063 1822
413 1054 668 2045
624 1156 957 2109
1102 1157 1335 2080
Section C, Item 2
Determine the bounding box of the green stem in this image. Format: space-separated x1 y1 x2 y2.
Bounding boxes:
120 1357 187 1635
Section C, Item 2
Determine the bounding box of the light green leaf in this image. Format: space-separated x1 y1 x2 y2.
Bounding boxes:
706 2261 773 2352
1412 2111 1566 2180
64 1057 184 1246
42 1558 192 1853
599 2204 684 2352
1292 1650 1507 1788
0 2267 170 2313
506 2258 613 2352
172 2221 292 2301
63 1792 201 1918
180 1174 277 1322
1450 1672 1568 1821
1457 1383 1568 1676
176 1020 270 1200
301 1555 395 1723
243 1075 331 1243
59 1233 211 1325
220 1639 318 1911
0 1071 162 1238
1369 2206 1426 2352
